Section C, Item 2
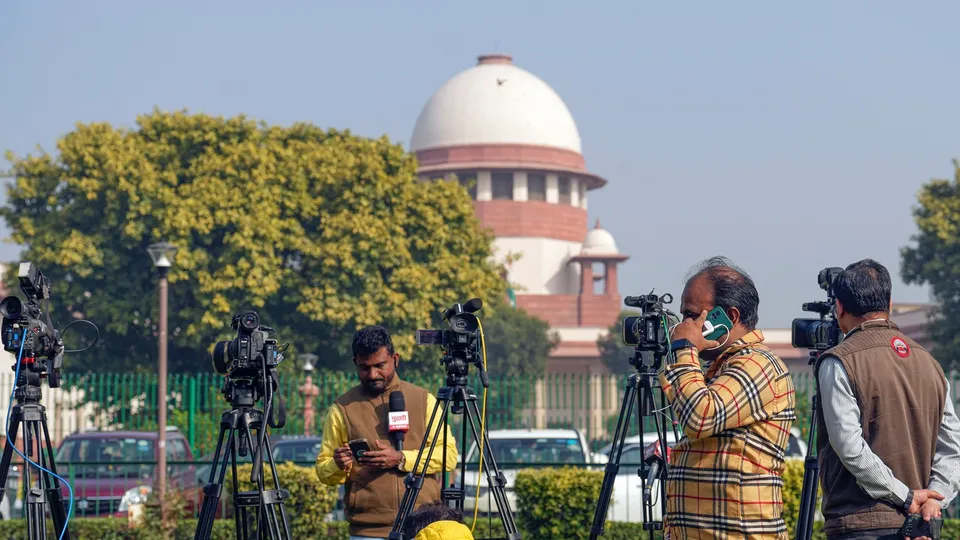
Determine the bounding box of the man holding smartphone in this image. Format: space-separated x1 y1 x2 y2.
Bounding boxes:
660 256 796 539
315 326 459 540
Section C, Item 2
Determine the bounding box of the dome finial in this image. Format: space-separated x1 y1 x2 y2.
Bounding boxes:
594 218 601 229
478 54 513 65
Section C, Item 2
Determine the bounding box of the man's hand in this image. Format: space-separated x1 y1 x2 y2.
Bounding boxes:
358 440 404 470
333 445 353 472
907 489 944 514
669 310 720 352
905 498 943 540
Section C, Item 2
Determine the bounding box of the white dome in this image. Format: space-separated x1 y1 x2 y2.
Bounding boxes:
410 55 582 154
581 220 619 256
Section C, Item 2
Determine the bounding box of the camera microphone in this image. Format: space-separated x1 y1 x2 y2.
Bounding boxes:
642 440 671 500
388 391 409 452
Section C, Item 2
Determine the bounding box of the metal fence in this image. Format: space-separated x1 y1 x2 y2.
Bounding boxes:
0 368 958 522
3 368 958 454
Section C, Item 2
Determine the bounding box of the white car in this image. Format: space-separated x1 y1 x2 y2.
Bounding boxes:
459 428 606 515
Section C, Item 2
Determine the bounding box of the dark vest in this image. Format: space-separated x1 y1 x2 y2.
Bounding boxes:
815 320 946 536
334 377 442 538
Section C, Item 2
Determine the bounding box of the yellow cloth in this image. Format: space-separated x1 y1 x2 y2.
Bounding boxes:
315 392 459 485
414 520 475 540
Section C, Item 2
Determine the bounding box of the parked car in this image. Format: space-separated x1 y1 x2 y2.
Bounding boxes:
55 428 198 518
460 428 605 515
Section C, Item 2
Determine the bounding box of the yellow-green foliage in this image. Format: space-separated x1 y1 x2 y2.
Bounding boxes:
514 467 604 540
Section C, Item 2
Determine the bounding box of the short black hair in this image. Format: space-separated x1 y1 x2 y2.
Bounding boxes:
833 259 892 317
685 256 760 330
352 325 394 358
403 502 463 539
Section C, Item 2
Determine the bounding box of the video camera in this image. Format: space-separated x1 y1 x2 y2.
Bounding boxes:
0 262 64 388
621 290 678 371
791 267 844 351
416 298 488 388
211 311 288 409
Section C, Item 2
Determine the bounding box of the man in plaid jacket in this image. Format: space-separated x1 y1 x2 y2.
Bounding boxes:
660 257 797 539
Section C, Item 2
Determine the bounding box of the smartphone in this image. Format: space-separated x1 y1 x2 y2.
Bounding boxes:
703 306 733 341
348 438 371 461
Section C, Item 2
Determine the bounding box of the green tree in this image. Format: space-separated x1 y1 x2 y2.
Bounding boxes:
901 160 960 372
0 109 526 376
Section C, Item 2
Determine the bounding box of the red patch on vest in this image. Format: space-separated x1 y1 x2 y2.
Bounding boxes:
891 336 910 358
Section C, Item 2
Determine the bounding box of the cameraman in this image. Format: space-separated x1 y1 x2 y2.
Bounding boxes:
660 257 797 539
815 259 960 540
315 326 459 540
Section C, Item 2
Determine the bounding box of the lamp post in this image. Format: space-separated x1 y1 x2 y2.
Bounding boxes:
298 354 320 436
147 241 177 520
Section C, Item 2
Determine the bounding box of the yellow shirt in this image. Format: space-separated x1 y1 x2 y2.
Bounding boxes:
315 392 459 485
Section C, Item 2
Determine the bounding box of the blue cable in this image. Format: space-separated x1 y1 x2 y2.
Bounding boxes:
5 336 74 540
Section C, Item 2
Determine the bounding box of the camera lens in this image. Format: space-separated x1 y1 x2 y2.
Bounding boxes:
0 297 23 319
239 312 259 331
212 341 231 374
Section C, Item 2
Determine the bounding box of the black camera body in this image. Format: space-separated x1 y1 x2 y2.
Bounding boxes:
416 298 485 388
621 291 676 371
0 262 64 388
212 311 280 377
792 267 844 352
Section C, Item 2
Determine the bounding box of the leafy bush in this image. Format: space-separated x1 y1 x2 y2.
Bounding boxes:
514 466 603 540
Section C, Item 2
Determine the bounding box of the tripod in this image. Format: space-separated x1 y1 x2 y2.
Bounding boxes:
389 373 520 540
795 351 823 540
0 382 71 540
590 359 675 540
194 379 291 540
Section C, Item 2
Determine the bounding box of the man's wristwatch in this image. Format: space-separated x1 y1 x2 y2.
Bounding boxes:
671 339 696 353
903 490 914 513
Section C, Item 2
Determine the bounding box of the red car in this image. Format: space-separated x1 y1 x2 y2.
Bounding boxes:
55 428 199 518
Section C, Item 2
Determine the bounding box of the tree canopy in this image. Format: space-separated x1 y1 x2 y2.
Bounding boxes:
901 160 960 371
1 109 554 377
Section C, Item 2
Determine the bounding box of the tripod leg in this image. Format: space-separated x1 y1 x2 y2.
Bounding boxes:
39 415 69 540
461 395 520 540
589 378 638 540
260 428 291 540
795 394 820 540
0 406 22 506
194 416 235 540
389 391 452 539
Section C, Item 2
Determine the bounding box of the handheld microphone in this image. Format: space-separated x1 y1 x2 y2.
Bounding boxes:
642 440 671 499
388 391 409 452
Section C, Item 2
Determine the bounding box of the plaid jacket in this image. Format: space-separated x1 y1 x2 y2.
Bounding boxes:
658 330 796 540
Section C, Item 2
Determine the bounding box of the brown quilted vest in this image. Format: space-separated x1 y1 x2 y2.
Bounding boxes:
815 320 946 536
334 376 442 538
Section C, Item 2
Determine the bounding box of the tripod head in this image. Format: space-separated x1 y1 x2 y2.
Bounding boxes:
622 291 679 374
415 298 489 389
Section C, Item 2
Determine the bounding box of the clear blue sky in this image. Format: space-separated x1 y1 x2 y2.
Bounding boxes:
2 0 958 328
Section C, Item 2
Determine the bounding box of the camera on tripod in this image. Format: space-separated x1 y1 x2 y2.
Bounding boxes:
212 311 281 376
621 291 675 371
415 298 484 385
0 262 65 388
791 267 844 351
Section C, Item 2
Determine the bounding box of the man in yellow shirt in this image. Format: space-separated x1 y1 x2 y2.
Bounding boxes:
315 325 458 540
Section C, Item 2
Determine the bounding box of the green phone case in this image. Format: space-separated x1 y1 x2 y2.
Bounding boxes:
705 307 733 341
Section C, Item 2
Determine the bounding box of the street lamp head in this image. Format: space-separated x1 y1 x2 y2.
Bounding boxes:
300 353 318 373
147 242 179 269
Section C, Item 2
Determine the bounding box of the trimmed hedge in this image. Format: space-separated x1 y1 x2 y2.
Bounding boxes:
514 466 603 540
